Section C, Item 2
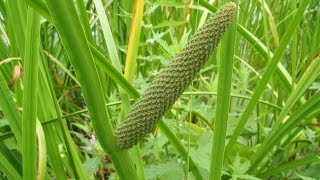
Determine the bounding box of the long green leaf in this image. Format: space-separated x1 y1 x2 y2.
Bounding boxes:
26 0 51 21
0 142 22 179
93 0 122 71
249 91 320 172
209 2 237 179
90 44 140 98
37 58 71 179
22 8 40 180
6 0 27 56
0 71 22 145
275 56 320 128
122 0 145 179
258 155 320 178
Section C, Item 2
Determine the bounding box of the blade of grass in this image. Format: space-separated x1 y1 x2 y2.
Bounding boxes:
0 71 22 145
39 56 86 178
75 0 93 42
42 126 68 179
209 2 237 179
124 0 144 83
225 0 311 153
90 44 140 98
6 0 27 56
290 0 298 89
249 91 320 172
275 55 320 128
259 155 320 178
0 142 22 179
22 8 40 180
93 0 122 71
122 0 145 179
260 0 279 46
26 0 51 21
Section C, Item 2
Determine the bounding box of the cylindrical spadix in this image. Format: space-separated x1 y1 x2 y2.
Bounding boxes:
115 2 237 149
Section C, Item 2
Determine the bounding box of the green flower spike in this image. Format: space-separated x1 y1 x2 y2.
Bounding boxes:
115 2 237 149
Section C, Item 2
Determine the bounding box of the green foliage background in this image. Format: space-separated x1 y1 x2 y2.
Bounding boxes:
0 0 319 179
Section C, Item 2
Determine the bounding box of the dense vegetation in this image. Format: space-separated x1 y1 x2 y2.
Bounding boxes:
0 0 319 179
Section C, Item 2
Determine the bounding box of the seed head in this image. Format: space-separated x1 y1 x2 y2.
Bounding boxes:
115 2 237 149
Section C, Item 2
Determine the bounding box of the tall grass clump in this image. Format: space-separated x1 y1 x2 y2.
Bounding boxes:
0 0 319 179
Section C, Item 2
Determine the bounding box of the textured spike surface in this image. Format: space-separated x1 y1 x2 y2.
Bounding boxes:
115 2 237 149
